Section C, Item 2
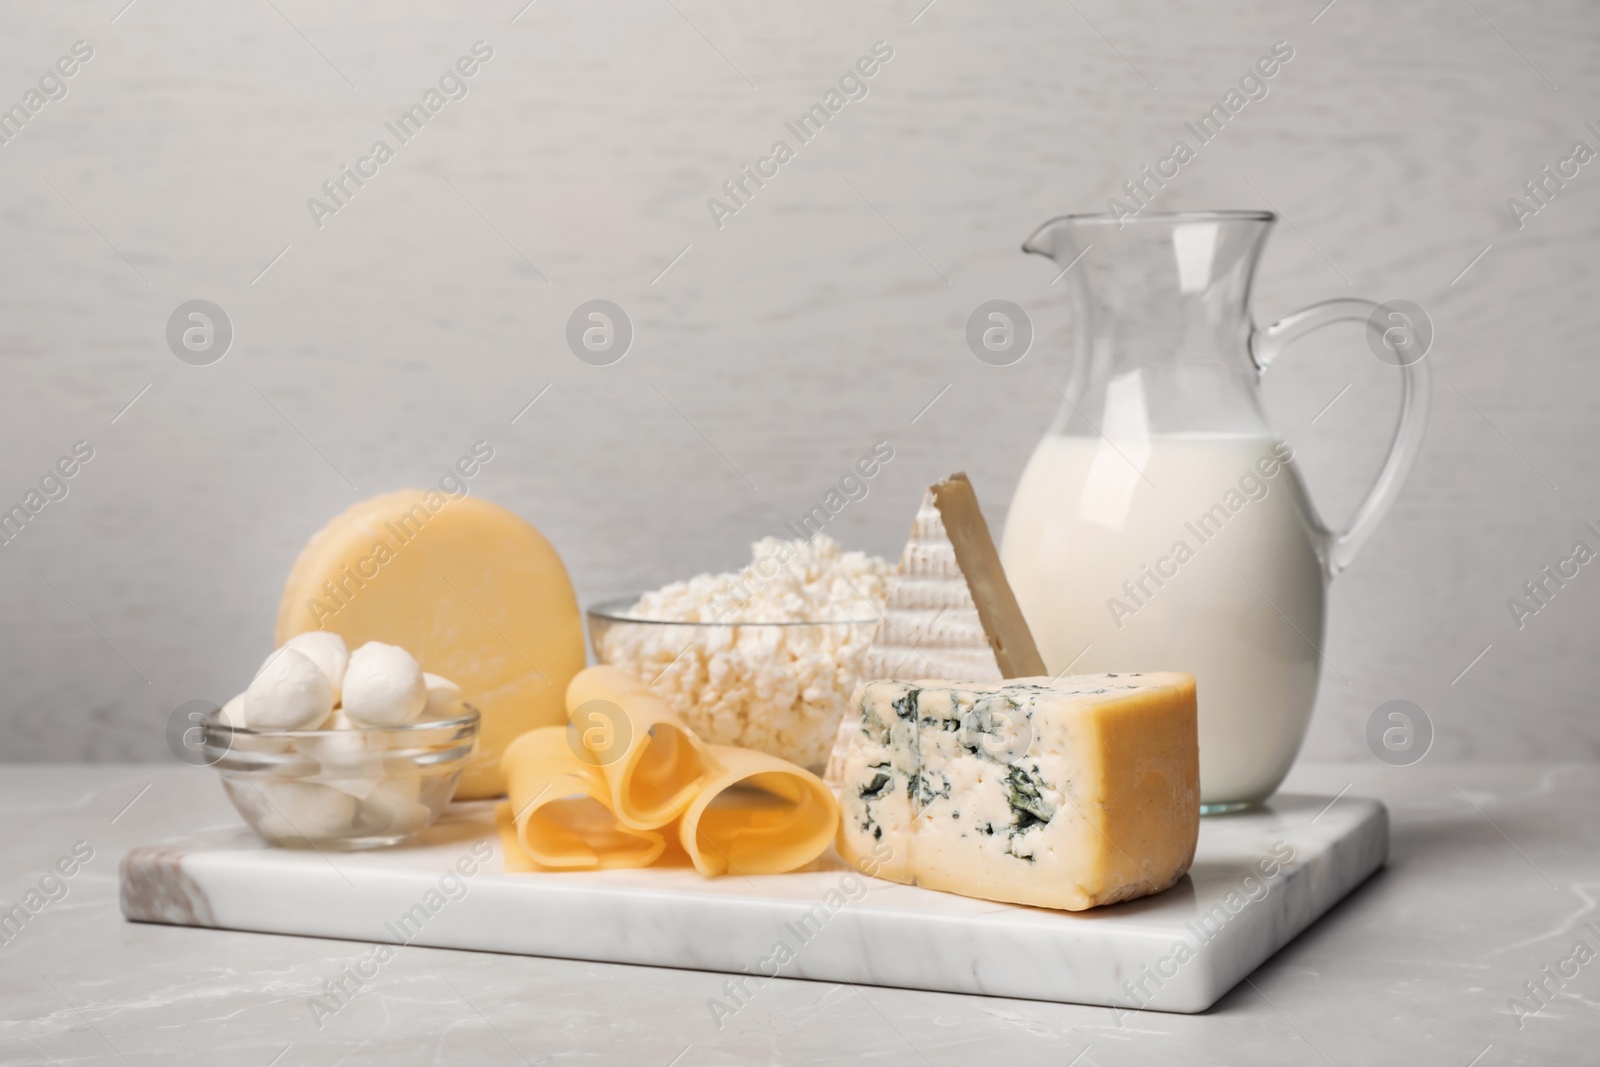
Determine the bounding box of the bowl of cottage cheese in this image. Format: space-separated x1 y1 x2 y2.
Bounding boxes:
588 535 892 773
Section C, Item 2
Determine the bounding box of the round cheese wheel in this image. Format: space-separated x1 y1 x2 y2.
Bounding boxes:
275 490 585 798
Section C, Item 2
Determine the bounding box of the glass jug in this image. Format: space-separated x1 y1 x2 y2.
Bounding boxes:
1001 211 1429 810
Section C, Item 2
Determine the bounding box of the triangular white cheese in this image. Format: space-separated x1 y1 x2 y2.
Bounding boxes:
859 488 1004 687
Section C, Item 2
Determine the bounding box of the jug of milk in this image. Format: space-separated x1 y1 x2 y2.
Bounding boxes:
1001 211 1429 810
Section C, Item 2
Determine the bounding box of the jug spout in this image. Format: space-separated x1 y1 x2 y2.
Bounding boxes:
1022 210 1276 336
1023 209 1275 266
1020 217 1075 260
1020 210 1282 436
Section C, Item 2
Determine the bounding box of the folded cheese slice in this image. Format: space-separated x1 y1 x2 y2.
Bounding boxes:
499 667 840 876
566 665 717 830
500 728 665 870
836 673 1199 911
678 745 839 877
824 473 1045 787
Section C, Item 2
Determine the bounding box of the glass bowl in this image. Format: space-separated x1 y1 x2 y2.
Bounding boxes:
587 597 879 773
203 707 479 850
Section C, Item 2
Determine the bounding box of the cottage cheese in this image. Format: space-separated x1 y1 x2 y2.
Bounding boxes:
600 536 892 771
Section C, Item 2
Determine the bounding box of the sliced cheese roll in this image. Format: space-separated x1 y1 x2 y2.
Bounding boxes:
501 728 664 870
566 665 717 830
499 669 842 878
678 745 838 877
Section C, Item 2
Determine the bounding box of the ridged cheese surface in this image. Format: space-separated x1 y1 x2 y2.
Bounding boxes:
824 492 999 785
862 492 1004 684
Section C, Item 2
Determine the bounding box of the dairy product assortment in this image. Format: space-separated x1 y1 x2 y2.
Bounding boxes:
214 472 1205 907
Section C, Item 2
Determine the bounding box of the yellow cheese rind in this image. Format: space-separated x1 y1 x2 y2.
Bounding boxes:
501 728 665 870
836 673 1199 911
679 745 839 877
275 490 585 799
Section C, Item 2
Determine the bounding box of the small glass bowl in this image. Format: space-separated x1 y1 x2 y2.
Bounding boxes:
203 707 479 850
587 597 879 772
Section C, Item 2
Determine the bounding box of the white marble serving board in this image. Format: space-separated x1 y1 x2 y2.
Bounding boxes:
120 793 1386 1014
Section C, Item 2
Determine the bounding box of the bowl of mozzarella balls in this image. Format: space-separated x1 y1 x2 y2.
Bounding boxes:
204 632 479 849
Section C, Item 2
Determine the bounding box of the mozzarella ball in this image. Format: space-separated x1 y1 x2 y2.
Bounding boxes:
342 642 427 726
300 710 389 798
219 692 248 728
219 691 305 758
282 631 350 703
240 779 358 841
245 648 335 730
422 673 463 721
359 777 431 836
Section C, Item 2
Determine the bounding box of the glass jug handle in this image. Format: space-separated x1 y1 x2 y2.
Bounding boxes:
1249 298 1431 580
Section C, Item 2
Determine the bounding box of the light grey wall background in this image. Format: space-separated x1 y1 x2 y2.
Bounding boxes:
1 0 1596 765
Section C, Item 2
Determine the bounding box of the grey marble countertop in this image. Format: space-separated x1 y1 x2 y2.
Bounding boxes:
0 762 1593 1066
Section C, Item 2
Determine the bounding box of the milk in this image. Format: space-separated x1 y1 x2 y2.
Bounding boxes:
1000 433 1325 806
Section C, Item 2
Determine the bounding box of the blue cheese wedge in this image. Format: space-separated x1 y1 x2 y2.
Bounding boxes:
837 673 1199 911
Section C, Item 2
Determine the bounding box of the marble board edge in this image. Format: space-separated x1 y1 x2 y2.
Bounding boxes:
118 796 1389 1014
